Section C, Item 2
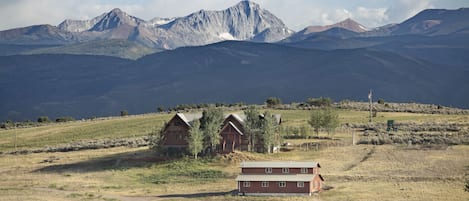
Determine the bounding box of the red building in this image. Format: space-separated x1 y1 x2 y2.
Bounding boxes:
236 161 324 196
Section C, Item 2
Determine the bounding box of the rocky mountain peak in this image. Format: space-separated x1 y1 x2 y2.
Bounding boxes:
333 18 368 32
89 8 144 31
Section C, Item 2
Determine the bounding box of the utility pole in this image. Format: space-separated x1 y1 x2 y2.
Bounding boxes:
368 89 373 123
14 122 17 151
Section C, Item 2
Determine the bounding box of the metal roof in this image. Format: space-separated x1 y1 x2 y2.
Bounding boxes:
221 121 244 135
240 161 320 168
235 174 316 182
176 113 202 126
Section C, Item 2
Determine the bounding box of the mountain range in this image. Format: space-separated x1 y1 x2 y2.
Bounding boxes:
0 1 469 121
0 1 291 52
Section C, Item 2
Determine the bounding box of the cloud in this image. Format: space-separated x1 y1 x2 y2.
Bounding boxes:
354 7 388 27
385 0 434 23
0 0 467 32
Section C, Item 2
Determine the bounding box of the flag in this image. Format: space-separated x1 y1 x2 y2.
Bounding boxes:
368 90 372 100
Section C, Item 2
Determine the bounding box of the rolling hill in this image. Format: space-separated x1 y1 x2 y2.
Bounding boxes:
1 40 468 121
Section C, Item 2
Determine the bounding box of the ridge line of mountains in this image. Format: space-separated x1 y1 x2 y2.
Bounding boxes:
1 1 469 121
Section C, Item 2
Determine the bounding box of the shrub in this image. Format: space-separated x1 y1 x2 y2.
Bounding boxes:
55 116 75 122
306 97 332 107
266 97 282 108
377 98 385 104
120 110 129 116
37 116 51 123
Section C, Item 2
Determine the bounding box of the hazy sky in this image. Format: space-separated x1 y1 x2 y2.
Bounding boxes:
1 0 468 31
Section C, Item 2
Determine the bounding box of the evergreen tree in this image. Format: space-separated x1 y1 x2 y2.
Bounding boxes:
188 120 203 159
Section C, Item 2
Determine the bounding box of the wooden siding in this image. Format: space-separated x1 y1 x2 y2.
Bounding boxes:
238 181 311 194
219 122 243 153
162 115 190 148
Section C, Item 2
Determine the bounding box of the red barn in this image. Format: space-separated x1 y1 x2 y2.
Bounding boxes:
236 161 324 196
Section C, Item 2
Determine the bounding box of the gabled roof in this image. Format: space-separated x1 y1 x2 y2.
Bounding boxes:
235 174 317 182
175 113 202 127
240 161 320 168
221 121 244 135
225 113 245 123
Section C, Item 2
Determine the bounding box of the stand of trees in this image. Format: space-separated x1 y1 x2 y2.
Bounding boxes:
308 107 340 136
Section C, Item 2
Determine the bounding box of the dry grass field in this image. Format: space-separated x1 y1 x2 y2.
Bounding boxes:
1 109 468 200
0 144 468 201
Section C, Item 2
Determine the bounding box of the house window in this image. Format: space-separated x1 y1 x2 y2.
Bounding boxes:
301 168 308 173
282 168 289 173
265 168 272 173
261 181 269 187
279 181 286 188
297 182 304 188
243 181 250 187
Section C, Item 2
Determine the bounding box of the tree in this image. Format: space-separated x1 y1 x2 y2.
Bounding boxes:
188 120 203 159
260 111 278 153
243 106 261 152
322 107 340 135
266 97 282 108
157 106 165 113
308 107 340 136
37 116 50 123
199 106 224 153
306 97 332 107
377 98 385 104
149 122 166 152
120 110 129 116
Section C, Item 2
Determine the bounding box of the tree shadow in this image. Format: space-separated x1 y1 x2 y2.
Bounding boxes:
157 190 237 198
34 149 166 173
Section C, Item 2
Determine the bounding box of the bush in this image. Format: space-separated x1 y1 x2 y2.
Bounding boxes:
306 97 332 107
37 116 51 123
55 116 75 122
266 97 282 107
378 98 385 104
120 110 129 116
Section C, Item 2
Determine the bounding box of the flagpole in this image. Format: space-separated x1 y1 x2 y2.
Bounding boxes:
369 89 372 123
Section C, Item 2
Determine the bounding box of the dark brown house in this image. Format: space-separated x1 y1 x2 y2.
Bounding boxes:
235 161 324 196
161 113 202 150
161 113 281 153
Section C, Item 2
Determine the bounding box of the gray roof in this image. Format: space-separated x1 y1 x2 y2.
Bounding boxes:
176 113 202 126
235 174 316 182
240 161 320 168
222 121 244 135
225 113 245 123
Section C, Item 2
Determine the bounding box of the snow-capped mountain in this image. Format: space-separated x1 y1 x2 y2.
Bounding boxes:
1 1 292 49
156 0 293 48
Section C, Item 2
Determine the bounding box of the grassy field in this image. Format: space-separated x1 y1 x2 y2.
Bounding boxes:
0 144 467 201
1 109 468 200
1 109 467 152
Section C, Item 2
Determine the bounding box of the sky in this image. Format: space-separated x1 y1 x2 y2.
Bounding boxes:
1 0 468 31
